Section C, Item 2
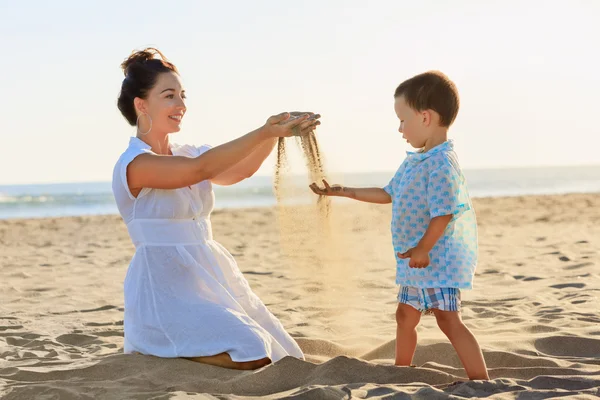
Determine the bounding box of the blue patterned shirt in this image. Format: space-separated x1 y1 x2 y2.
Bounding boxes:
383 140 477 289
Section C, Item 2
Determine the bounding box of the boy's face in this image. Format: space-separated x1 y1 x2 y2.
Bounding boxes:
394 96 428 149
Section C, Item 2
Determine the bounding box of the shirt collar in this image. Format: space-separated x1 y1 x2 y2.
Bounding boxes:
130 136 176 154
406 140 453 164
130 136 151 150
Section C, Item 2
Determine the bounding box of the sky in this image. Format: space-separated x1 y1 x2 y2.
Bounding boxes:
0 0 598 185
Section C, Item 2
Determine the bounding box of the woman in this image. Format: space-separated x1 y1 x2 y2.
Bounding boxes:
112 48 319 370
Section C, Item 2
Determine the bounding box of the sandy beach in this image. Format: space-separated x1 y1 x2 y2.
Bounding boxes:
1 193 599 399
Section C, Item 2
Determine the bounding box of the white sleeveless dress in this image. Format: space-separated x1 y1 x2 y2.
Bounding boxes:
111 137 304 362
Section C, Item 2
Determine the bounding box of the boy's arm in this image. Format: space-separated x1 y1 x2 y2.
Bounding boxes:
417 215 453 252
309 180 391 204
400 160 465 268
397 215 452 268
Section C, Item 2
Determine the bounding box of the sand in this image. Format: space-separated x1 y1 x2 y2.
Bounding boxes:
1 193 600 399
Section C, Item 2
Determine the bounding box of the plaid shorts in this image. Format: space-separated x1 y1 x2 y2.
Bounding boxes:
397 286 461 313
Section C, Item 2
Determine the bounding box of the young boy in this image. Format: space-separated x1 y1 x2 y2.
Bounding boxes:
310 71 489 380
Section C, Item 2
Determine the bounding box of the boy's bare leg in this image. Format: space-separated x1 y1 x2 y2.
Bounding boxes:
433 309 489 380
395 303 422 365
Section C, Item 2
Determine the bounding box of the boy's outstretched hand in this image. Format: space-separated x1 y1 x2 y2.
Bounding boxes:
397 247 430 268
309 179 346 197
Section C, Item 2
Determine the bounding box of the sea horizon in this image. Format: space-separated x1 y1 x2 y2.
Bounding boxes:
1 165 600 220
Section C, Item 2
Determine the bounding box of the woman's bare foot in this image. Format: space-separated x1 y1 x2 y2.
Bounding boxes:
186 352 271 370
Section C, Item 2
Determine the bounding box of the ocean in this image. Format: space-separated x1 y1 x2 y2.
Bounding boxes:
1 166 599 220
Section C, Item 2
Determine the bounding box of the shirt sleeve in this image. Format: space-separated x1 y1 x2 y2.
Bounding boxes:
426 162 470 219
383 161 407 197
117 147 154 200
383 179 394 196
196 144 212 156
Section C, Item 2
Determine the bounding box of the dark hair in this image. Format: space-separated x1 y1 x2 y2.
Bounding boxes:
394 71 459 127
117 48 179 126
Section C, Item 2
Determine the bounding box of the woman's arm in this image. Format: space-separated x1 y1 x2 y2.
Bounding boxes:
212 113 321 186
210 138 278 186
126 113 313 195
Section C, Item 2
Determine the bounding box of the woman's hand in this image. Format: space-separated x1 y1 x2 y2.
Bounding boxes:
262 112 321 138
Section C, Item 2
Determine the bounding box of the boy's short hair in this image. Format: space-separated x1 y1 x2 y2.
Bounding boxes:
394 71 459 127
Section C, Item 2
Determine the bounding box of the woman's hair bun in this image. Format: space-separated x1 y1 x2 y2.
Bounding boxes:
121 48 171 76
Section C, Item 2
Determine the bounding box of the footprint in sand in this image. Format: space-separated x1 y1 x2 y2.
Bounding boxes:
513 275 543 282
550 283 586 289
56 333 102 346
535 336 600 358
565 262 594 270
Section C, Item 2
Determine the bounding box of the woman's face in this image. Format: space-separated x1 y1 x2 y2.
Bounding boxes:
136 71 187 134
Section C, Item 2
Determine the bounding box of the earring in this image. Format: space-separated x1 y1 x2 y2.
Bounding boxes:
136 113 152 135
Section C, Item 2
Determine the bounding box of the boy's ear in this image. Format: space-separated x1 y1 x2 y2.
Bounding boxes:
421 110 432 127
422 109 440 127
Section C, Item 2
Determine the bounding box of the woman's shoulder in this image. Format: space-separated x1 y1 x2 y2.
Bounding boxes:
117 137 153 159
112 137 154 179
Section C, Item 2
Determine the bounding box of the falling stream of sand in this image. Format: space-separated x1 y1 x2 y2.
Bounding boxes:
273 133 363 341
